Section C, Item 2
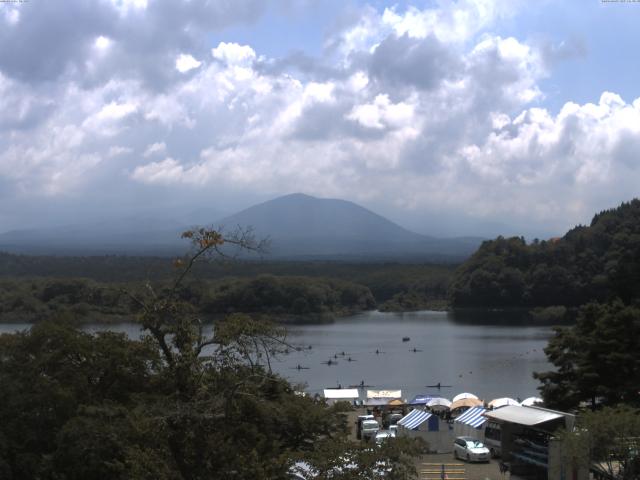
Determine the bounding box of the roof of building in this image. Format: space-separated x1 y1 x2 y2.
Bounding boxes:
483 405 565 426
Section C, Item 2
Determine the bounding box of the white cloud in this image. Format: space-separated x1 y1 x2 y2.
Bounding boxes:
212 42 256 66
94 36 112 50
143 142 167 158
4 8 19 25
1 0 638 236
108 145 133 157
175 54 202 73
347 94 416 130
131 158 187 185
97 101 137 120
109 0 148 16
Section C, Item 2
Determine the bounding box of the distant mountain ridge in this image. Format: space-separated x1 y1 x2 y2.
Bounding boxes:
0 193 483 260
217 193 482 259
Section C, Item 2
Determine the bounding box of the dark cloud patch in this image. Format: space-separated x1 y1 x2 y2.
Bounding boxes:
290 100 386 142
0 0 268 90
0 1 115 83
368 33 459 91
0 90 57 132
255 50 347 82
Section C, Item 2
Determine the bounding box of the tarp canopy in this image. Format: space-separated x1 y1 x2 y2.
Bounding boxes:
484 405 564 426
520 397 543 407
388 399 404 406
367 390 401 399
426 397 452 408
408 395 433 405
324 388 359 399
452 392 479 402
398 409 433 430
451 398 483 410
455 406 487 428
488 397 519 409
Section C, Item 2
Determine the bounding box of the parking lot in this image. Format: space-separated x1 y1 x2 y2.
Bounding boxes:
415 453 509 480
348 410 515 480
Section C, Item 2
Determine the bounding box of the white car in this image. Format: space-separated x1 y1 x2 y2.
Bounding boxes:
375 430 396 446
453 436 491 462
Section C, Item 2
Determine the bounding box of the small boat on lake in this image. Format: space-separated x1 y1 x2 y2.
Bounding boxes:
402 337 410 342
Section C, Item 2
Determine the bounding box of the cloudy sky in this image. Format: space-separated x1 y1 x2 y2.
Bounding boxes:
1 0 640 238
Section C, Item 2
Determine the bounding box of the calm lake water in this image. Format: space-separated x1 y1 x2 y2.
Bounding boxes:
0 310 555 402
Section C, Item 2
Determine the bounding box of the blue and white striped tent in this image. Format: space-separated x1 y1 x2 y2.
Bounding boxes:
455 406 487 429
397 409 432 430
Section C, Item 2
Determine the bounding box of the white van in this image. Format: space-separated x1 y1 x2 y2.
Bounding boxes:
361 419 380 439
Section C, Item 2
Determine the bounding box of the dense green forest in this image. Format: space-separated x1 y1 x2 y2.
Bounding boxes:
449 199 640 308
0 254 454 322
0 276 373 324
0 228 424 479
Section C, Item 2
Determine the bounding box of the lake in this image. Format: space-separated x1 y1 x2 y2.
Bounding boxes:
0 310 555 403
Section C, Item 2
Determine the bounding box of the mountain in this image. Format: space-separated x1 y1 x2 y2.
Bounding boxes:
216 193 482 260
0 193 483 260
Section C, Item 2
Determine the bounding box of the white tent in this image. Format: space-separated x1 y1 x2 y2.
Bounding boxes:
488 397 519 409
398 409 433 430
397 409 452 453
453 406 488 442
323 389 359 399
452 392 479 402
426 397 452 408
520 396 543 407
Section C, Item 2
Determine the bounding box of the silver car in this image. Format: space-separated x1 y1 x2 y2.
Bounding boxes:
453 436 491 462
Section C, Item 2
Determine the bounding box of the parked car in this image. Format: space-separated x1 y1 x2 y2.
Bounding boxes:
453 436 491 462
356 414 375 440
375 430 396 446
361 419 380 439
384 412 403 428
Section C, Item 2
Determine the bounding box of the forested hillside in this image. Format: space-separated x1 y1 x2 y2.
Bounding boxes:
449 199 640 308
0 255 454 319
0 275 376 324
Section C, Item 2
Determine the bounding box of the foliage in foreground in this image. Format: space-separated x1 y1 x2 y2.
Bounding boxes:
534 301 640 411
0 228 424 479
557 406 640 480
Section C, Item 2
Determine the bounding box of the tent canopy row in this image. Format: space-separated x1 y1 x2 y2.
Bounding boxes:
397 409 433 430
454 406 488 428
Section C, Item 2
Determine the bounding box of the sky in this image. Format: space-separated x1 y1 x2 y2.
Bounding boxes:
1 0 640 238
